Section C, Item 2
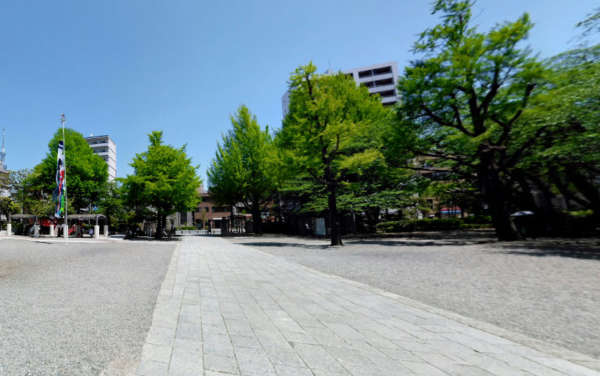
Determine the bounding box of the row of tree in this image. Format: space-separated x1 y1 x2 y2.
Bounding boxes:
208 0 600 244
1 130 201 239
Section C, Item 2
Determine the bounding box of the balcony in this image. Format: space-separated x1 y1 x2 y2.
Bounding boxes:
357 72 394 83
368 84 396 94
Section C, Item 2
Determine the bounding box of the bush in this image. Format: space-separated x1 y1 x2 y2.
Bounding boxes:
562 211 598 236
567 209 593 218
376 218 463 233
376 221 412 233
462 215 492 224
177 225 197 231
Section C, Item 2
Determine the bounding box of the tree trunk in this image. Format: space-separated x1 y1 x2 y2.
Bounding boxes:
528 175 562 235
550 172 589 209
105 212 112 233
251 202 262 235
328 182 343 246
155 213 163 239
480 165 518 241
365 207 380 233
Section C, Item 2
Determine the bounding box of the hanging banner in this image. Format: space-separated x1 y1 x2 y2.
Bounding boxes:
54 141 66 218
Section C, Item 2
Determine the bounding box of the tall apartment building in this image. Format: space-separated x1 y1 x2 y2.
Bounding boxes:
282 61 399 117
85 135 117 181
0 128 7 171
0 129 8 198
343 61 399 106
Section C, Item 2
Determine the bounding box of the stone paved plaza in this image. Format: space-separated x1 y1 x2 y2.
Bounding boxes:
137 237 600 376
232 235 600 359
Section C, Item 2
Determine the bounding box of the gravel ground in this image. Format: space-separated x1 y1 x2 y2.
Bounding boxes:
0 239 175 376
230 234 600 359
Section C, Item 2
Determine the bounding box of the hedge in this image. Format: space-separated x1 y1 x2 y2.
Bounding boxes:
376 217 492 233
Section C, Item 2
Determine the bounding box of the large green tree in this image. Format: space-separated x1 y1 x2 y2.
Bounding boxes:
279 63 390 245
8 169 31 214
98 181 127 231
122 131 201 239
510 45 600 224
577 6 600 40
28 128 108 214
397 0 545 240
207 105 277 234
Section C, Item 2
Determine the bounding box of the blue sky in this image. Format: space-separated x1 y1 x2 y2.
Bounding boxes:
1 0 597 186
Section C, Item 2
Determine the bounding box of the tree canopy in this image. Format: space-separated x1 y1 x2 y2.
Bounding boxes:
278 63 391 245
397 0 545 240
207 105 277 233
121 131 201 238
28 128 108 214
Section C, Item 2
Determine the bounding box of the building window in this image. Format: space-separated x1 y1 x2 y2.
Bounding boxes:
376 89 396 98
374 78 393 86
373 66 392 75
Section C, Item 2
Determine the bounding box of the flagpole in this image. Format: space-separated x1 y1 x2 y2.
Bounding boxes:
61 114 68 239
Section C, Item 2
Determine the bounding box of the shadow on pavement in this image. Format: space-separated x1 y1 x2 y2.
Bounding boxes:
495 241 600 260
240 241 330 250
346 239 492 247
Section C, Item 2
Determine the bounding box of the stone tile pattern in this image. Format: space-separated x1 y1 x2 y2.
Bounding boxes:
136 237 600 376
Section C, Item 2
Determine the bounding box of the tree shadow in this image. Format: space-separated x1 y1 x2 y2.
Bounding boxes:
238 237 494 249
345 239 493 247
124 236 181 242
494 240 600 260
238 241 330 250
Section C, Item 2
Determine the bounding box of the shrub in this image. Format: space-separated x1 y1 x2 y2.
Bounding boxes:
462 215 492 224
177 225 197 231
376 218 463 233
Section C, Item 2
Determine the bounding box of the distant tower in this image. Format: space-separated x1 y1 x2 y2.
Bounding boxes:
0 128 6 170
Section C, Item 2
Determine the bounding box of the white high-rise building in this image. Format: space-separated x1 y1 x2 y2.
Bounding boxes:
343 61 399 107
282 61 399 117
85 135 117 181
0 129 8 198
0 128 6 171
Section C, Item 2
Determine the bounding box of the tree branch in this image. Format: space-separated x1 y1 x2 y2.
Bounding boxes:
480 64 501 118
421 104 475 136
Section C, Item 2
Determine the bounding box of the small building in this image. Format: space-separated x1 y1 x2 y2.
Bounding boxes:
193 191 250 233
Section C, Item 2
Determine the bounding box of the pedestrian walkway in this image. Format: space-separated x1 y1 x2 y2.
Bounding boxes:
136 237 600 376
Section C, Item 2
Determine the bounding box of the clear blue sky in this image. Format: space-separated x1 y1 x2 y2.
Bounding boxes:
1 0 597 186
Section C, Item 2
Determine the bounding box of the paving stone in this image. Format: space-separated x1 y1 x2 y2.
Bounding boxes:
168 346 203 376
293 343 348 374
135 237 600 376
179 304 202 324
173 338 203 354
136 359 169 376
203 331 233 348
273 365 314 376
235 347 277 375
176 320 203 341
443 364 496 376
204 352 239 374
401 360 450 376
231 334 263 349
140 343 173 364
146 326 176 347
529 356 600 376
